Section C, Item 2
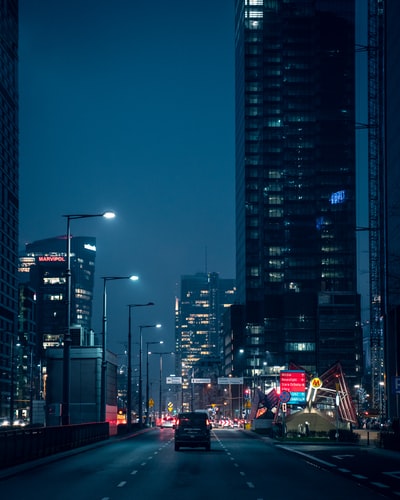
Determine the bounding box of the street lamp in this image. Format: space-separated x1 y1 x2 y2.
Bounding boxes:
150 351 174 420
138 324 162 427
127 303 155 430
62 211 115 426
146 341 164 426
100 275 140 423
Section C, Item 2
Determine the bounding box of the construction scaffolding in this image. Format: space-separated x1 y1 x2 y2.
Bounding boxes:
367 0 385 415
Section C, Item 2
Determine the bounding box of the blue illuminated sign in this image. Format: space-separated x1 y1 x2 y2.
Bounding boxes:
330 190 346 204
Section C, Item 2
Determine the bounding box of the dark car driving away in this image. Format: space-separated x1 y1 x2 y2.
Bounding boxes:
174 411 211 451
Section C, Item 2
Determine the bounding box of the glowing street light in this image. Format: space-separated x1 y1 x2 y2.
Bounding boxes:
62 211 115 425
146 340 164 426
100 274 139 423
126 303 155 430
138 324 162 427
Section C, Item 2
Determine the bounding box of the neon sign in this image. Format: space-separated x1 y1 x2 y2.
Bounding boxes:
38 256 66 262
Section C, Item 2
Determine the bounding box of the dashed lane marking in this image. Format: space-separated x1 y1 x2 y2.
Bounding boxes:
370 481 390 489
383 471 400 479
352 474 367 480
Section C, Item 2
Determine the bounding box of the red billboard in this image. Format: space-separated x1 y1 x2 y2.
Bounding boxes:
280 370 306 393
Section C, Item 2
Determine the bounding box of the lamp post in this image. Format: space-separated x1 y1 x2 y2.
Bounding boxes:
127 304 155 430
146 341 163 426
10 334 20 425
138 324 161 427
100 275 139 423
150 352 174 420
62 211 115 426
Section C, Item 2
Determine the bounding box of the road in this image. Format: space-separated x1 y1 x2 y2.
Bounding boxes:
0 428 394 500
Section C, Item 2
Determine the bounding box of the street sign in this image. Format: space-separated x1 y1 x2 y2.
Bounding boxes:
280 370 306 393
279 390 291 403
287 391 306 404
392 376 400 394
191 378 211 383
166 376 182 384
218 377 244 385
311 377 323 389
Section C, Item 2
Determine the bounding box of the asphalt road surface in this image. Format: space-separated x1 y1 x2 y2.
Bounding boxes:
0 428 393 500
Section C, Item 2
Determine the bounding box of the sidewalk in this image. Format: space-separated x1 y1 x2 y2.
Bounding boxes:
355 429 380 447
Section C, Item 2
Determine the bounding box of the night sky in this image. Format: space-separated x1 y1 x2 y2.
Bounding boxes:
18 0 236 377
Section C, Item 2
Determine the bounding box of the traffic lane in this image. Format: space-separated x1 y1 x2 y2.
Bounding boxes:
277 443 399 498
91 428 381 500
0 428 171 500
211 429 380 500
97 429 266 500
0 428 384 500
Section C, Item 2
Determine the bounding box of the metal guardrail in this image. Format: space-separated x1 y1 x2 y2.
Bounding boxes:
0 422 109 469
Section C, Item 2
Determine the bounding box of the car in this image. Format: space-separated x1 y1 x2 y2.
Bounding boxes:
0 417 10 427
174 411 211 451
160 416 175 428
13 419 28 427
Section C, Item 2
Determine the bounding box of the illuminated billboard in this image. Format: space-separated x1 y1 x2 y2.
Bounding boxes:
280 370 306 404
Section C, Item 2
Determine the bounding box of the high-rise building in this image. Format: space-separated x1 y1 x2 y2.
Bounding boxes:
19 236 98 354
0 0 19 420
234 1 362 385
175 272 236 409
378 0 400 420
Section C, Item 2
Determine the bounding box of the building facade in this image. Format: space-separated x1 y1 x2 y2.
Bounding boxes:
381 0 400 420
234 0 362 386
175 272 236 410
0 0 19 420
19 235 97 354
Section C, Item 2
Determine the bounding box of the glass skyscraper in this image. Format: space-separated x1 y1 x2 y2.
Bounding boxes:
234 0 362 383
175 272 236 409
0 0 19 420
19 236 98 354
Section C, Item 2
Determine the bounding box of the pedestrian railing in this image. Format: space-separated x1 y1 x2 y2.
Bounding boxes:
0 422 109 469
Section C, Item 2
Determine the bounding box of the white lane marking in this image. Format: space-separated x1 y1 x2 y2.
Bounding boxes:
370 481 390 489
332 454 355 460
247 482 255 488
234 463 239 467
117 481 127 487
131 470 138 475
141 462 147 466
240 471 246 476
277 445 336 468
353 474 367 480
338 468 350 473
383 471 400 479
